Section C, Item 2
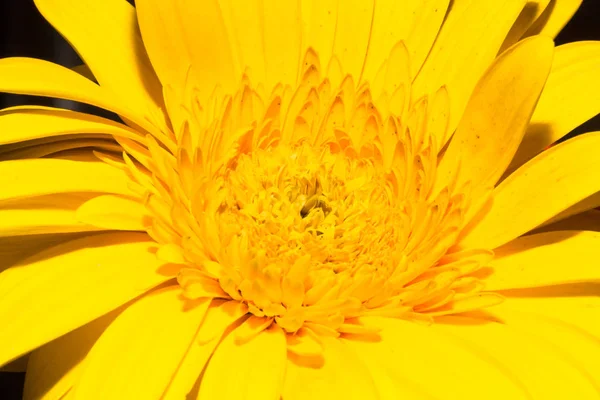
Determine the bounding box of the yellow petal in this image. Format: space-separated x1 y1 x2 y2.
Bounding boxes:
541 191 600 228
435 35 554 194
197 323 287 400
72 286 209 399
23 307 121 400
283 336 379 400
346 317 529 399
0 159 134 204
535 209 600 233
412 0 525 134
76 194 148 231
0 232 172 365
508 41 600 172
0 194 102 237
483 230 600 291
0 232 86 273
0 58 160 137
34 0 165 122
459 132 600 250
0 106 143 146
0 355 29 373
499 0 551 53
135 0 236 98
497 283 600 339
0 138 121 161
162 300 248 400
434 314 598 398
525 0 582 38
488 303 600 391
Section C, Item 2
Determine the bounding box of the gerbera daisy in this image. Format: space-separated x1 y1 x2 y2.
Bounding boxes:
1 0 599 398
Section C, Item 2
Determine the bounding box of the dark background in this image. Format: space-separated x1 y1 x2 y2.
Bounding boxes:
0 0 599 398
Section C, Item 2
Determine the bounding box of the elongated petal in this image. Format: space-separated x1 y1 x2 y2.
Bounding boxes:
541 191 600 228
0 139 120 161
0 159 134 203
0 232 173 365
435 35 553 194
346 317 529 398
0 196 101 237
434 314 598 398
283 336 379 400
412 0 525 134
135 0 236 98
509 41 600 171
0 58 160 137
34 0 164 122
526 0 582 38
198 323 287 399
76 195 148 231
0 106 143 146
459 132 600 249
499 0 551 53
23 308 121 400
535 209 600 233
483 231 600 290
72 287 208 399
162 300 248 400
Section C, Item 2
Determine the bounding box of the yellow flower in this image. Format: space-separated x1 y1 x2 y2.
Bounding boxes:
1 0 600 399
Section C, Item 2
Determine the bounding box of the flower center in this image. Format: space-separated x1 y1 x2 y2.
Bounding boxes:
120 47 500 335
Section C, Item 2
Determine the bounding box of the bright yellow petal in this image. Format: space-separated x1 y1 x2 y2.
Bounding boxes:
412 0 525 134
483 230 600 291
435 35 554 194
197 323 287 400
0 159 134 203
0 232 173 365
0 194 101 236
0 58 161 138
487 303 600 391
499 0 551 53
346 317 529 399
76 194 148 231
34 0 165 123
540 191 600 228
508 41 600 172
135 0 236 98
72 286 209 400
162 300 248 400
525 0 582 38
459 132 600 250
0 106 143 146
498 283 600 339
435 314 598 398
23 307 121 400
283 336 379 400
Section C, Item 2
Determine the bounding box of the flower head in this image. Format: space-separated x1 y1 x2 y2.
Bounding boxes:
1 0 600 399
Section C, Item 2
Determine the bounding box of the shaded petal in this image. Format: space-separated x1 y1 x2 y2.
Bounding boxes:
23 308 121 400
435 313 598 398
162 300 248 399
483 230 600 291
435 35 553 194
499 0 551 53
283 336 379 400
346 317 529 398
412 0 525 134
76 194 148 231
525 0 582 38
0 138 121 161
0 194 102 237
459 132 600 250
0 58 161 138
0 106 144 146
0 159 134 204
198 323 287 399
72 286 209 399
508 42 600 172
535 209 600 233
34 0 165 122
0 232 173 365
